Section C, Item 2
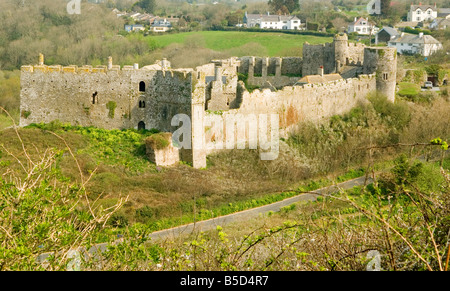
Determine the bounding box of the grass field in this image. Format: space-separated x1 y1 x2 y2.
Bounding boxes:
148 31 333 57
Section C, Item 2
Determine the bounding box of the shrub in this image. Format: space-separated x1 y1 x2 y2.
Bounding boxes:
145 132 171 150
368 92 411 130
110 213 129 228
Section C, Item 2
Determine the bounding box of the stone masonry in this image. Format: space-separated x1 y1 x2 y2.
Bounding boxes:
20 33 397 168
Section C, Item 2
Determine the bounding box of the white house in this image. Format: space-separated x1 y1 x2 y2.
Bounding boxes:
407 4 438 22
124 24 145 32
243 12 302 30
150 19 172 33
388 32 443 56
347 17 378 35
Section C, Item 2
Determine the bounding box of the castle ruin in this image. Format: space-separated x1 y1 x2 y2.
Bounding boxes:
19 33 397 168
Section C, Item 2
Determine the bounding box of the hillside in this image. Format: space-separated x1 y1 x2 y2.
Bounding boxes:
1 92 449 230
1 93 449 270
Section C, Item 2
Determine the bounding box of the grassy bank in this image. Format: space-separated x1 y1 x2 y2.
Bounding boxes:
149 30 333 57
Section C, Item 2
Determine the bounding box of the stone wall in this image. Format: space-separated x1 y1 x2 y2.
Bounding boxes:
363 47 397 102
197 74 376 158
238 56 303 89
20 34 396 169
235 73 376 136
302 42 334 76
20 62 194 132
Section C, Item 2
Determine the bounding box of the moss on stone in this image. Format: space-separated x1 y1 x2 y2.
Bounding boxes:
106 101 117 119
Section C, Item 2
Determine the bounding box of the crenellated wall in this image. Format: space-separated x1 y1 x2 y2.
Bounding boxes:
20 60 194 132
236 73 376 136
19 34 397 168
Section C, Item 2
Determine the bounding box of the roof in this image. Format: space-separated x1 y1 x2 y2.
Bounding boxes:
297 74 343 84
434 17 450 26
378 27 399 36
388 33 442 44
245 13 300 23
437 8 450 17
394 21 419 28
350 17 373 26
410 4 437 11
152 19 172 27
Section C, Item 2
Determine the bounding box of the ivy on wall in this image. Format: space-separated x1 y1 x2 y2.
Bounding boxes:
106 101 117 119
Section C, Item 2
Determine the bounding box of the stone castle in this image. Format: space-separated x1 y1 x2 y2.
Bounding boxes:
19 33 397 168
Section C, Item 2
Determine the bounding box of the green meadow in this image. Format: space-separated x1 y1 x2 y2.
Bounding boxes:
148 30 333 57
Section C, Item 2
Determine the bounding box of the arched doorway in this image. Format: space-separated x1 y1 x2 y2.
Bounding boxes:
138 121 145 130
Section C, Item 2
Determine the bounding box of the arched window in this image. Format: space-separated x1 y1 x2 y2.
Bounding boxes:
139 81 146 92
138 121 146 130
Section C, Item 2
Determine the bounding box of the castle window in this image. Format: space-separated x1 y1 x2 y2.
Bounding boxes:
92 91 98 104
138 121 146 130
383 73 388 80
139 100 146 108
139 81 146 92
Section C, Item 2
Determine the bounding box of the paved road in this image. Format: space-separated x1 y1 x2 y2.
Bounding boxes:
149 175 372 240
36 175 372 268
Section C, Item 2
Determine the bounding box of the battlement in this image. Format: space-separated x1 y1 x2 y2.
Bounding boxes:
21 64 143 74
347 42 365 48
20 54 168 75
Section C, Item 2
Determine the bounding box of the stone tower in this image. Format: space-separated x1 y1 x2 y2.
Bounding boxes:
333 33 349 74
363 47 397 102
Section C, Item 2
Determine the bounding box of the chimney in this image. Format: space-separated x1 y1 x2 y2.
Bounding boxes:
39 53 44 66
161 58 168 69
214 64 222 83
318 66 324 77
107 56 113 69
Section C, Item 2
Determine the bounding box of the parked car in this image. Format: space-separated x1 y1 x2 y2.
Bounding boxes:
424 81 433 89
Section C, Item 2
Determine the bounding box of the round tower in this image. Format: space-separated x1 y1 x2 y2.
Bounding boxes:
364 47 397 102
333 33 348 73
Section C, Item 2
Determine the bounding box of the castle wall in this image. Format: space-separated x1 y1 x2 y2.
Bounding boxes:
238 56 302 89
363 47 397 102
240 74 375 133
302 42 334 76
238 57 302 76
200 74 377 152
302 35 366 76
20 65 193 132
20 34 396 169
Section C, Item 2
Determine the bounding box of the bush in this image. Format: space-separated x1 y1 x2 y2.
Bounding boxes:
110 213 129 228
368 92 411 130
145 132 171 150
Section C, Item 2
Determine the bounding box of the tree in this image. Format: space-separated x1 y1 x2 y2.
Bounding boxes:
132 0 156 14
268 0 299 14
380 0 391 16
